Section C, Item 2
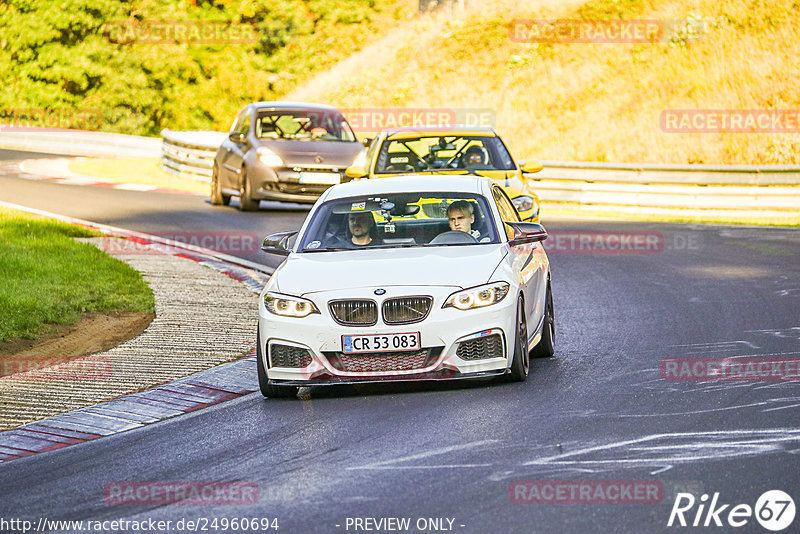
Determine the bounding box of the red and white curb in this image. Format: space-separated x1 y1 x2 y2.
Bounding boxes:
14 157 204 196
0 202 274 462
0 352 258 462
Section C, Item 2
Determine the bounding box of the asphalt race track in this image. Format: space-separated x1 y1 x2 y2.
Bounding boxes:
1 152 799 533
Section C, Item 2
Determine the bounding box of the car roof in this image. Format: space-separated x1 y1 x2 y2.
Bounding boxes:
322 175 491 201
381 125 498 138
248 101 343 112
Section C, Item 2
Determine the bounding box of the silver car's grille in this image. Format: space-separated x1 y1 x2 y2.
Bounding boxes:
269 344 313 368
456 334 504 361
382 296 433 325
324 348 442 374
329 300 378 326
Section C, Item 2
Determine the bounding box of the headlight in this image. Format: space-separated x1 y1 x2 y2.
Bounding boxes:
443 282 510 311
257 147 283 167
512 195 535 213
263 292 319 318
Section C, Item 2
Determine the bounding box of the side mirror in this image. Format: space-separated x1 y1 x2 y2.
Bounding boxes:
229 131 245 144
261 231 297 256
506 222 547 246
361 137 372 148
520 160 543 174
345 166 368 179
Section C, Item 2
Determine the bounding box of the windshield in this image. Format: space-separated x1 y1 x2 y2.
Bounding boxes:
255 110 356 142
297 192 499 251
375 135 516 173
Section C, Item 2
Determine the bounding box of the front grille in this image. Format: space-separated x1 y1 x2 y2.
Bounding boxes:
269 344 313 368
324 348 442 374
382 296 433 325
456 334 504 361
329 300 378 326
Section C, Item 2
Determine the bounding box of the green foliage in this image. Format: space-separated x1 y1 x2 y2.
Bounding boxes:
0 0 407 136
577 0 651 20
0 209 155 342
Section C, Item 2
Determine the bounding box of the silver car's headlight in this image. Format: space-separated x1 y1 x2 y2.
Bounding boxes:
443 282 510 311
257 147 283 167
264 292 319 318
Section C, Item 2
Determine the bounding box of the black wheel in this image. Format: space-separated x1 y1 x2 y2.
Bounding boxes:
508 296 529 382
531 281 555 358
238 167 259 211
256 331 298 398
210 164 230 206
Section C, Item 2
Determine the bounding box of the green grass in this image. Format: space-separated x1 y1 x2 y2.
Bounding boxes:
0 208 155 342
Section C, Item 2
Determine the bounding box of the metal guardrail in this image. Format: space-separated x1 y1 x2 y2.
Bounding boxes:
528 161 800 214
0 126 161 158
160 129 226 182
161 129 800 215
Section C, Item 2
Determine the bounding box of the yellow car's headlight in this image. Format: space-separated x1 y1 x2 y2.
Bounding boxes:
443 282 510 311
264 292 319 318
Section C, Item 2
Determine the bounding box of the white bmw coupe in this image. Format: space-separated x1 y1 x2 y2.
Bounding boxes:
257 175 554 397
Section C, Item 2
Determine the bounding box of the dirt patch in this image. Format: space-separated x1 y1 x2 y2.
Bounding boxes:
0 311 154 378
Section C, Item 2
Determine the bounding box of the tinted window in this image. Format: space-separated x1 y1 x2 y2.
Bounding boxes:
492 186 520 239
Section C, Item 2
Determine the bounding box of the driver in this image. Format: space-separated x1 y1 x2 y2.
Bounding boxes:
462 145 489 168
447 201 481 239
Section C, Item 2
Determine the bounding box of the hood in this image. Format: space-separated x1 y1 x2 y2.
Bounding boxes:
255 139 363 168
272 245 508 296
374 169 533 196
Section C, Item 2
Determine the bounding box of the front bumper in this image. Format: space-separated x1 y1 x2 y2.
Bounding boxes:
250 164 348 203
258 286 517 385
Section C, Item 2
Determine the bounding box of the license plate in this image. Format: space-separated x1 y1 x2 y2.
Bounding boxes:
299 172 340 184
342 332 420 354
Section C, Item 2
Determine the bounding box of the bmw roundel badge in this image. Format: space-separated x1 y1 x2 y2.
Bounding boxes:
374 288 386 295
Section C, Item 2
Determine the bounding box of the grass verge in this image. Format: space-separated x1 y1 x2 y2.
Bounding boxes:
69 158 210 194
0 207 156 342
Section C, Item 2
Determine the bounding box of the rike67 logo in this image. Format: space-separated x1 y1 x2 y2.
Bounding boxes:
668 490 795 531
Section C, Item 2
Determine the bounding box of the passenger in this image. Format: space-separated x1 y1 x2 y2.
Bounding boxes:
347 212 381 246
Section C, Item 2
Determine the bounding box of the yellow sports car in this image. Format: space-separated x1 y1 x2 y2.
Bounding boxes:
345 126 544 221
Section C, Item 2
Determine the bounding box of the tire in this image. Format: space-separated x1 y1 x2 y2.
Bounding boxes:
210 164 230 206
531 281 555 358
238 167 259 212
508 296 530 382
256 331 298 398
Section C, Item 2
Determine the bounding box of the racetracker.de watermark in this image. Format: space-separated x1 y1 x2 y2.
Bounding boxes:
545 231 662 254
0 356 111 380
0 108 103 131
660 357 800 382
510 480 663 504
103 481 259 505
660 109 800 133
99 232 261 256
103 20 261 44
510 19 667 43
340 108 496 131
